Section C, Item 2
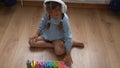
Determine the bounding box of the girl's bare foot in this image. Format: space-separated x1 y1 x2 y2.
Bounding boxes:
72 40 84 48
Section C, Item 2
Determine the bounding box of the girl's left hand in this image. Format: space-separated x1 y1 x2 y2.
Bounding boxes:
64 52 73 66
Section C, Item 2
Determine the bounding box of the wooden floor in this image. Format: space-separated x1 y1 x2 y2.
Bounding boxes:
0 5 120 68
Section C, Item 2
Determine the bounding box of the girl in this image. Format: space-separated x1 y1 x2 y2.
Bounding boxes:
29 0 84 66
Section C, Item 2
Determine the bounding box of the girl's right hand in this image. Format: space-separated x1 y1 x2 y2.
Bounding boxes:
64 52 73 66
29 30 40 46
32 34 38 39
29 34 39 42
30 29 41 41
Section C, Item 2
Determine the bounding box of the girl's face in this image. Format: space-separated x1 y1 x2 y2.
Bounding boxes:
46 6 62 19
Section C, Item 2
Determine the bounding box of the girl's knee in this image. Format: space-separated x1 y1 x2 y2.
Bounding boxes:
53 40 65 55
55 49 65 56
54 44 65 55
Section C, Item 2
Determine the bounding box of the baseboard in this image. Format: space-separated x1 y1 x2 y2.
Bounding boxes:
17 1 109 9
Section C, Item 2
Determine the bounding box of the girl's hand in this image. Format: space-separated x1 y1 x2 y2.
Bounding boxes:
29 34 39 43
29 29 41 41
29 29 40 46
32 34 38 40
64 52 73 66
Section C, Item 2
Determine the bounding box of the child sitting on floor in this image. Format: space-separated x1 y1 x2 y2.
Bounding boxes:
29 0 84 66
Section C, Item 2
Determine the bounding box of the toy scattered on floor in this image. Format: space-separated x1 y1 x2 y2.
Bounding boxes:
26 60 67 68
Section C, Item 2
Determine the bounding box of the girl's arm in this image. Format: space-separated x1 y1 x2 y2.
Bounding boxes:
34 29 41 36
63 13 72 53
38 13 48 31
31 13 48 39
63 13 73 65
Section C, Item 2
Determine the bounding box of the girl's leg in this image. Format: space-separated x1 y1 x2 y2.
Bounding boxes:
28 36 54 48
28 36 84 48
72 39 84 48
52 40 66 56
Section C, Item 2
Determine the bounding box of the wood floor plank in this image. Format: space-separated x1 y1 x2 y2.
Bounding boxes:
0 7 16 42
97 10 120 68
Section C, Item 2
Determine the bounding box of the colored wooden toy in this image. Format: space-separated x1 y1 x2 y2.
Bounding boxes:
26 60 31 68
26 60 67 68
36 61 40 68
31 60 36 68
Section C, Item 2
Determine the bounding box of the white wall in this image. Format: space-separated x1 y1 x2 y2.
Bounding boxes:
63 0 110 4
19 0 110 4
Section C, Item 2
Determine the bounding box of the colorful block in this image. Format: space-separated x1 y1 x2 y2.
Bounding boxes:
26 60 31 68
36 61 40 68
31 60 36 68
40 62 44 68
26 60 66 68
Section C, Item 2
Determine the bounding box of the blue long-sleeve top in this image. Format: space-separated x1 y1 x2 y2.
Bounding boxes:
38 13 72 52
